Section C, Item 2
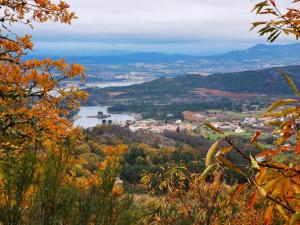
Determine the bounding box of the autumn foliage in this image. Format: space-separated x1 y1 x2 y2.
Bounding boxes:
199 1 300 224
0 1 135 225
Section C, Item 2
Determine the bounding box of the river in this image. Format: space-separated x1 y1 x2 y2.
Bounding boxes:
73 106 135 129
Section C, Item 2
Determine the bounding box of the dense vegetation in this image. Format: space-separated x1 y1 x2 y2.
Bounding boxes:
82 126 207 185
108 101 239 119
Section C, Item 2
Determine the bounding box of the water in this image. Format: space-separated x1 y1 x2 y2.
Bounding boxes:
85 81 146 88
66 80 151 89
73 106 135 129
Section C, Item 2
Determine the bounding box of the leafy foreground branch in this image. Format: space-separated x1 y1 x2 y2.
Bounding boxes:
198 71 300 225
0 1 136 225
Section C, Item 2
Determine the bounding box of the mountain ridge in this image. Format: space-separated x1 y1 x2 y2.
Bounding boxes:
27 43 300 65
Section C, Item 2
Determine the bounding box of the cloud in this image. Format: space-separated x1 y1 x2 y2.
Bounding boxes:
15 0 296 54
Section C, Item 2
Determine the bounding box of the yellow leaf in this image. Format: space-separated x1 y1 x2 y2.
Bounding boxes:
264 176 282 194
275 205 289 222
219 146 233 154
255 168 266 185
270 178 285 197
254 180 267 197
250 155 260 169
206 140 221 167
204 122 224 134
257 185 267 197
265 99 297 113
281 71 300 98
217 156 242 174
200 164 217 180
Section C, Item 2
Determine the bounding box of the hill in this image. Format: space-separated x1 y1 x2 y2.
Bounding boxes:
205 43 300 61
89 65 300 98
86 65 300 118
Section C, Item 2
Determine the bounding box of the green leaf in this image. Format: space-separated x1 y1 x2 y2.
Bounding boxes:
250 155 260 169
250 22 267 31
268 31 281 42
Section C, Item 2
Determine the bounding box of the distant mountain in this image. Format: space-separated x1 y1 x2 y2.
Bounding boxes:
205 43 300 61
63 52 198 64
26 43 300 77
25 52 196 64
25 43 300 64
47 43 300 65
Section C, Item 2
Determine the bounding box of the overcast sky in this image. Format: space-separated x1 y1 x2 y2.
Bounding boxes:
17 0 296 56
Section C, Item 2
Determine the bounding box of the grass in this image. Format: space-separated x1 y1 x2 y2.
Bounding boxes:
195 126 255 141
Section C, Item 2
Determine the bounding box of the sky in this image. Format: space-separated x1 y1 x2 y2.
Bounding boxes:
16 0 296 56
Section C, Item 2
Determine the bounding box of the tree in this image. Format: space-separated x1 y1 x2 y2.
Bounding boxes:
201 1 300 224
0 1 89 224
0 1 88 147
0 2 137 225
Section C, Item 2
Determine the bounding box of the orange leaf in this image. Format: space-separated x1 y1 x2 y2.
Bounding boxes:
230 183 246 201
264 205 274 225
270 0 276 6
249 191 258 210
251 131 262 144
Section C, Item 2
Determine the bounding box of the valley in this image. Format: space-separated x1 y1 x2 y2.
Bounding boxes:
85 65 300 120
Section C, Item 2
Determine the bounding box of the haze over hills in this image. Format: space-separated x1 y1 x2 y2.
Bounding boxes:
31 43 300 65
72 43 300 65
28 43 300 80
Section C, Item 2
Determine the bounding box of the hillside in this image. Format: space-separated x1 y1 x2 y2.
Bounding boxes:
85 65 300 118
88 65 300 100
